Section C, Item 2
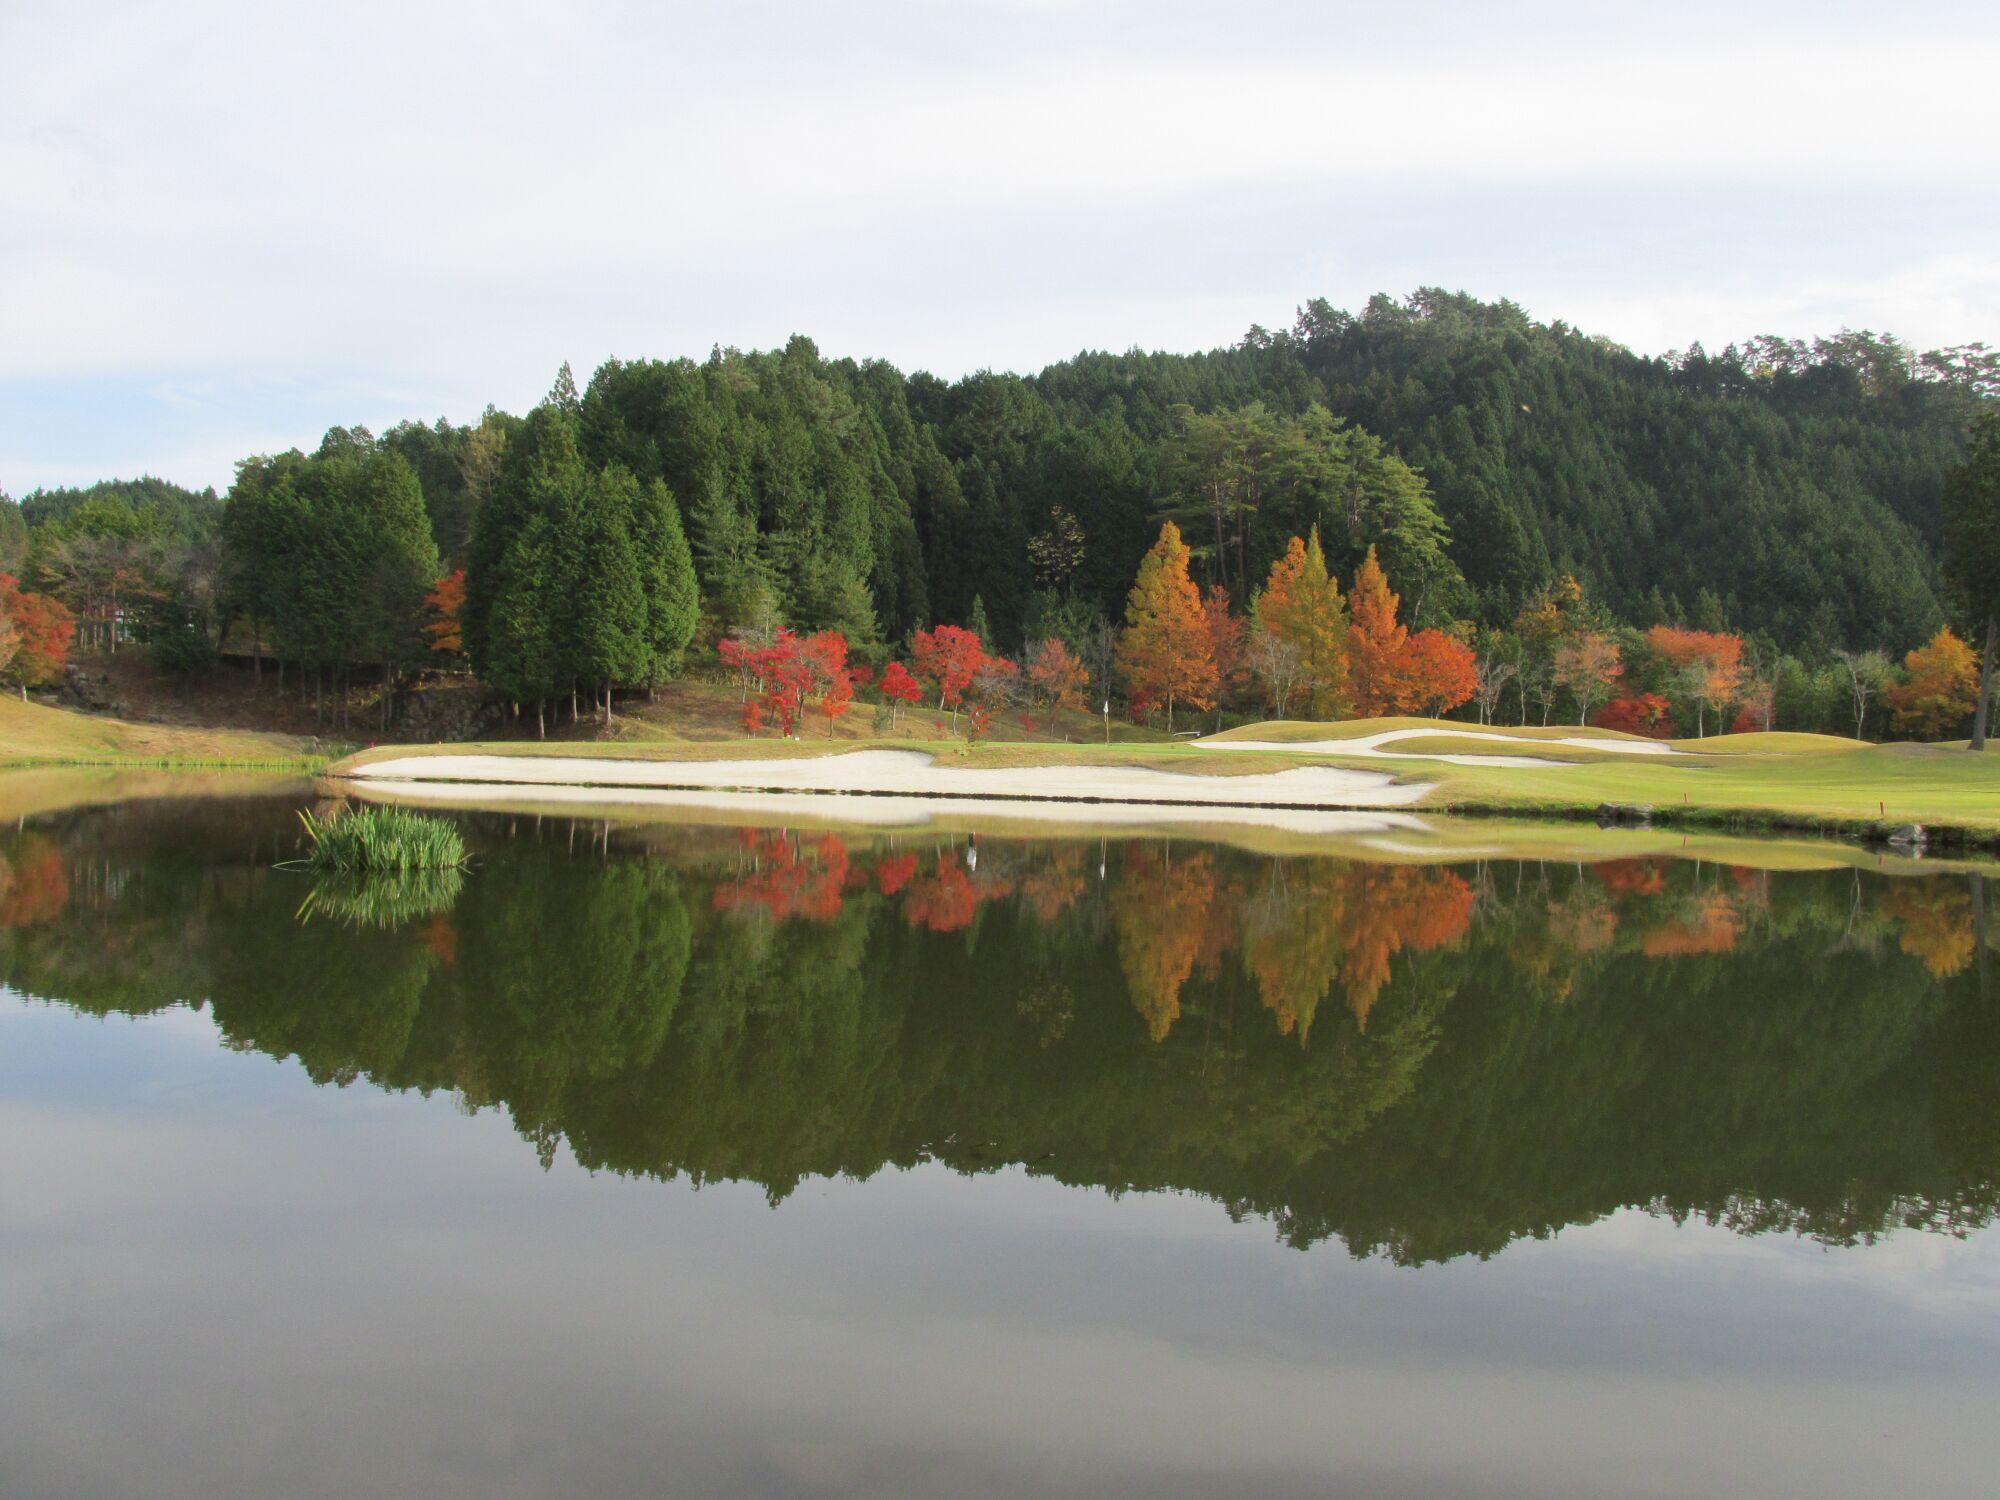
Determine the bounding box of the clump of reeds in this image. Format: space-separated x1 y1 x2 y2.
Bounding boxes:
296 805 466 872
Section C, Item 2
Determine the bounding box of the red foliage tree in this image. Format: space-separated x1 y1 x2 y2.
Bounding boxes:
0 576 76 696
1595 693 1675 737
878 660 924 730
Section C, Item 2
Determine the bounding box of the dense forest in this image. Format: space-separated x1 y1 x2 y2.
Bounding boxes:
4 290 1994 736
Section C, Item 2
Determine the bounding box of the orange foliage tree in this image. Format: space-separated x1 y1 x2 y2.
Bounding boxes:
1644 626 1744 737
1398 629 1478 716
1254 527 1349 718
1024 638 1090 735
1347 545 1408 716
1885 626 1980 739
423 570 466 660
1201 585 1248 722
1116 521 1216 732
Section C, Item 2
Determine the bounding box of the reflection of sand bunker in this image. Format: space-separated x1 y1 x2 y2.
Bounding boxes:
1205 726 1686 768
351 779 1436 839
348 748 1430 812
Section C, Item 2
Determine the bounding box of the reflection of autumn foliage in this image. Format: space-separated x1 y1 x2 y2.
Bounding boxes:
416 916 458 965
1244 865 1345 1042
1018 846 1088 922
1640 892 1743 956
1881 883 1977 979
0 837 69 928
1112 848 1216 1041
903 855 980 933
1243 863 1474 1042
1338 867 1474 1031
1546 898 1618 955
1593 859 1667 897
713 832 851 923
873 852 918 896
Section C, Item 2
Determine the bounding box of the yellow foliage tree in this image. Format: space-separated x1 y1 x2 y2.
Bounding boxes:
1255 527 1351 718
1886 626 1980 740
1116 521 1217 732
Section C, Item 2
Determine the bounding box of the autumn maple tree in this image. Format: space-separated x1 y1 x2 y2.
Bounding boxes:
1397 628 1479 716
878 660 923 730
1024 637 1090 734
1644 626 1744 737
912 623 987 725
0 576 76 699
1115 521 1216 732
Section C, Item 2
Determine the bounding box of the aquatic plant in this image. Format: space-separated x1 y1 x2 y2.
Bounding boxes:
296 805 466 872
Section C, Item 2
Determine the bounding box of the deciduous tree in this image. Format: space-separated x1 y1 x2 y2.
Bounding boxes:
1116 521 1216 732
1886 627 1980 740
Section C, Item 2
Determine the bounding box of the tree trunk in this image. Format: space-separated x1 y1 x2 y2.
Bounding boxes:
1973 614 1996 752
537 700 545 739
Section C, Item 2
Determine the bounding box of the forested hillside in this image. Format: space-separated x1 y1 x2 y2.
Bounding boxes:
4 289 1992 735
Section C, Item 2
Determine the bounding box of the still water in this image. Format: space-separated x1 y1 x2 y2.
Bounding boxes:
1 787 1997 1497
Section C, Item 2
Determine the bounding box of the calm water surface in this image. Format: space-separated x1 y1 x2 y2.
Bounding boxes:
2 789 1997 1498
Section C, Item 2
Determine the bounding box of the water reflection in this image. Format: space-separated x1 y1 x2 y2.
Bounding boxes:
1 795 1994 1264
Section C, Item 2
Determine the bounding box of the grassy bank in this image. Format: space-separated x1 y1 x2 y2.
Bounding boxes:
0 695 332 768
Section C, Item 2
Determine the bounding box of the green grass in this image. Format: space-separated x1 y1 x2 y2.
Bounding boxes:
0 694 330 768
296 805 467 872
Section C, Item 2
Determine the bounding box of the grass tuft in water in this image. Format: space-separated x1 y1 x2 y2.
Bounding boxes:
297 805 466 872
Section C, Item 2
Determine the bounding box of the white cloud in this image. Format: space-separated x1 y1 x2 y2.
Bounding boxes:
1 1 1996 488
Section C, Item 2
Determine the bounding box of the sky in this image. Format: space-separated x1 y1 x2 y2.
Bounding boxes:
3 0 1997 494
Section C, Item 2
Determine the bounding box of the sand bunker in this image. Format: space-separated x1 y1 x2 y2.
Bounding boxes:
1204 726 1683 767
347 748 1432 811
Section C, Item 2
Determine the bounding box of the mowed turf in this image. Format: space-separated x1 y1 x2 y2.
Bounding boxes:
0 694 326 766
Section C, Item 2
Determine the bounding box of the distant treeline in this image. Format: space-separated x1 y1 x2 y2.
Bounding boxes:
3 289 1993 731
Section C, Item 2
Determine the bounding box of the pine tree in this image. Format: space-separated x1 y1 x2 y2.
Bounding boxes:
630 477 699 690
1941 410 2000 748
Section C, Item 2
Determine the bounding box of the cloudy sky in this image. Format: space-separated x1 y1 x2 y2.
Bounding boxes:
3 0 1996 493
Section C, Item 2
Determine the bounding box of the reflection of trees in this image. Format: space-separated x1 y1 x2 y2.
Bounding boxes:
1111 847 1217 1041
1881 882 1977 979
3 800 1997 1268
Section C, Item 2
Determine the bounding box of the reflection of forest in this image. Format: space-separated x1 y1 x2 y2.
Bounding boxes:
3 798 1996 1265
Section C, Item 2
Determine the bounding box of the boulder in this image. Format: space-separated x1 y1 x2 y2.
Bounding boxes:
1884 823 1928 854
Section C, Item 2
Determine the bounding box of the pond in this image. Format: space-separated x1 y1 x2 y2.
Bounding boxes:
1 784 1996 1497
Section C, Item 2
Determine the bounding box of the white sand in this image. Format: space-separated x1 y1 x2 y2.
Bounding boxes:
1204 726 1683 767
352 779 1437 839
347 748 1432 810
